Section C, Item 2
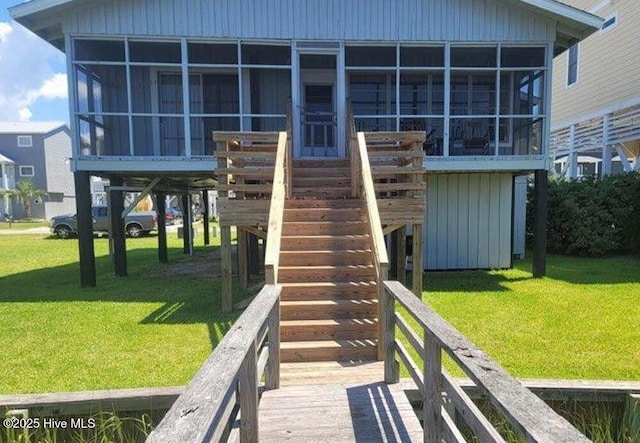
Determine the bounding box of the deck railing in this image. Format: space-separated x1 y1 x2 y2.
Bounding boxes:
264 131 290 285
147 284 281 443
382 280 591 443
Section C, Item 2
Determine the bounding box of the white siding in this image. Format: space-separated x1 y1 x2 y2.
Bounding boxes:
64 0 555 42
44 130 76 218
424 172 513 270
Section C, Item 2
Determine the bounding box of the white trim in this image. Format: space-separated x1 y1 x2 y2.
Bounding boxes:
71 157 218 173
17 135 33 147
425 156 547 172
19 165 35 177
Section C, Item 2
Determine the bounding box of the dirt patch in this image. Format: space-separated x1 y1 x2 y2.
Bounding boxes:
152 247 236 279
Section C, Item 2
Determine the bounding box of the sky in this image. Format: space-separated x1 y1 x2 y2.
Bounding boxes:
0 0 70 122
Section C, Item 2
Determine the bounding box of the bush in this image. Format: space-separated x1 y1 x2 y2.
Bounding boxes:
528 173 640 257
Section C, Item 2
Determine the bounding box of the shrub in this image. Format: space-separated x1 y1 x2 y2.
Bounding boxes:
528 173 640 257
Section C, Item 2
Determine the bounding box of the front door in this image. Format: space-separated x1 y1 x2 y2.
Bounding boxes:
299 53 339 157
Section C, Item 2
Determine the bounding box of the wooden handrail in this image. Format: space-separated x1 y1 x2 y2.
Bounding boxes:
382 280 591 443
356 132 389 277
347 100 359 197
355 132 389 361
264 131 289 285
147 285 281 443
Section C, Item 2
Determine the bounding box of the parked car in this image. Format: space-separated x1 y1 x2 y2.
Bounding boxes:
165 207 183 225
50 206 157 239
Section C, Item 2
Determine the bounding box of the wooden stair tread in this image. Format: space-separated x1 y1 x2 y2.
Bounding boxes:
280 340 377 350
281 299 378 307
281 319 377 327
280 282 377 288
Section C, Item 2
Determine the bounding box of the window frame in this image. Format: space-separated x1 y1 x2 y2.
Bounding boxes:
17 135 33 147
566 44 579 88
19 165 35 177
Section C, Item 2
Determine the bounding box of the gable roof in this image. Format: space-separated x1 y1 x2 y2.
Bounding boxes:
0 121 68 135
0 153 16 164
10 0 602 54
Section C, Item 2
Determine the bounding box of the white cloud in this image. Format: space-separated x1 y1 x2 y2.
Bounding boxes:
0 22 12 42
18 107 32 121
0 20 68 121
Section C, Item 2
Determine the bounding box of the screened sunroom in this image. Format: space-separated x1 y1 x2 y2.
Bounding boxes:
71 39 548 164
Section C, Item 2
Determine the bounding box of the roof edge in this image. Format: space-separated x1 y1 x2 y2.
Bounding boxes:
520 0 603 29
8 0 73 19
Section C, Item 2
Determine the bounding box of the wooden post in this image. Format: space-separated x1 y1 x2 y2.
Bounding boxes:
181 194 192 255
109 177 127 277
202 190 210 246
396 226 406 285
156 192 168 263
249 234 260 275
221 225 233 313
423 331 442 443
239 341 258 443
265 299 280 390
412 224 423 297
74 171 96 288
533 169 548 278
238 228 249 290
389 232 397 279
624 393 640 439
381 283 399 384
377 265 389 362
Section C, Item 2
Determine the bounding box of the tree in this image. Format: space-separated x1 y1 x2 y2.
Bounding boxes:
8 179 47 219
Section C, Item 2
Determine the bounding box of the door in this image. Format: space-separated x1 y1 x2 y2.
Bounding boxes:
299 53 339 157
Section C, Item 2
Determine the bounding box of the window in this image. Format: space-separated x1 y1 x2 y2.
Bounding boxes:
567 44 579 86
601 14 617 32
17 135 32 147
19 165 34 177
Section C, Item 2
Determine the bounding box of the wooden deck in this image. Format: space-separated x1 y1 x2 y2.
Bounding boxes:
259 381 423 442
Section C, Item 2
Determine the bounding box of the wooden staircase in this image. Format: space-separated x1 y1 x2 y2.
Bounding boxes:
279 163 379 362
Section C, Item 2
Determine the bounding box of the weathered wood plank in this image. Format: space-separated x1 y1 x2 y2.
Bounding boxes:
239 341 258 442
265 300 280 390
423 330 443 443
381 285 398 383
395 340 424 393
259 382 423 442
384 280 591 443
147 285 280 443
441 369 506 443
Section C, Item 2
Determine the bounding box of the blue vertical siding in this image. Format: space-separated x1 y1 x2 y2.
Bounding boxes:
64 0 555 42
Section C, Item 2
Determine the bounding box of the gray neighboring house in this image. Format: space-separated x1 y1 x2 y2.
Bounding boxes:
0 122 75 220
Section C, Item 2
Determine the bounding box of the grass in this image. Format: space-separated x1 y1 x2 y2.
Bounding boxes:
417 254 640 380
0 221 48 230
1 231 639 396
0 230 248 395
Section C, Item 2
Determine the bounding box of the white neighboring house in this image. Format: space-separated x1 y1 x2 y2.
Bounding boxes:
0 122 75 220
550 0 640 178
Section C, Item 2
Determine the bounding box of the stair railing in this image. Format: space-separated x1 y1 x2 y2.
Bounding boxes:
355 132 389 360
382 280 591 443
148 284 281 443
264 131 289 285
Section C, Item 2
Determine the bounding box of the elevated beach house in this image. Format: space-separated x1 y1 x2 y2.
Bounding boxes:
10 1 600 305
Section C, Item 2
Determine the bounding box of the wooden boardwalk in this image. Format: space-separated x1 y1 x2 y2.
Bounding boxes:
259 361 423 442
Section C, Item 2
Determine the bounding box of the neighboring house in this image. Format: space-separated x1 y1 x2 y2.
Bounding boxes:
550 0 640 178
10 0 599 283
0 122 75 220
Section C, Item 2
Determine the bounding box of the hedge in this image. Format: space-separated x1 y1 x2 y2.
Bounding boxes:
527 173 640 257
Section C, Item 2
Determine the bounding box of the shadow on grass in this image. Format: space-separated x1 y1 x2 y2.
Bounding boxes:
416 254 640 293
0 243 249 350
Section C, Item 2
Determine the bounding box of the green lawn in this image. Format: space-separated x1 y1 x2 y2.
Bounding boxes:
419 255 640 380
0 231 247 395
0 232 638 395
0 221 48 230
